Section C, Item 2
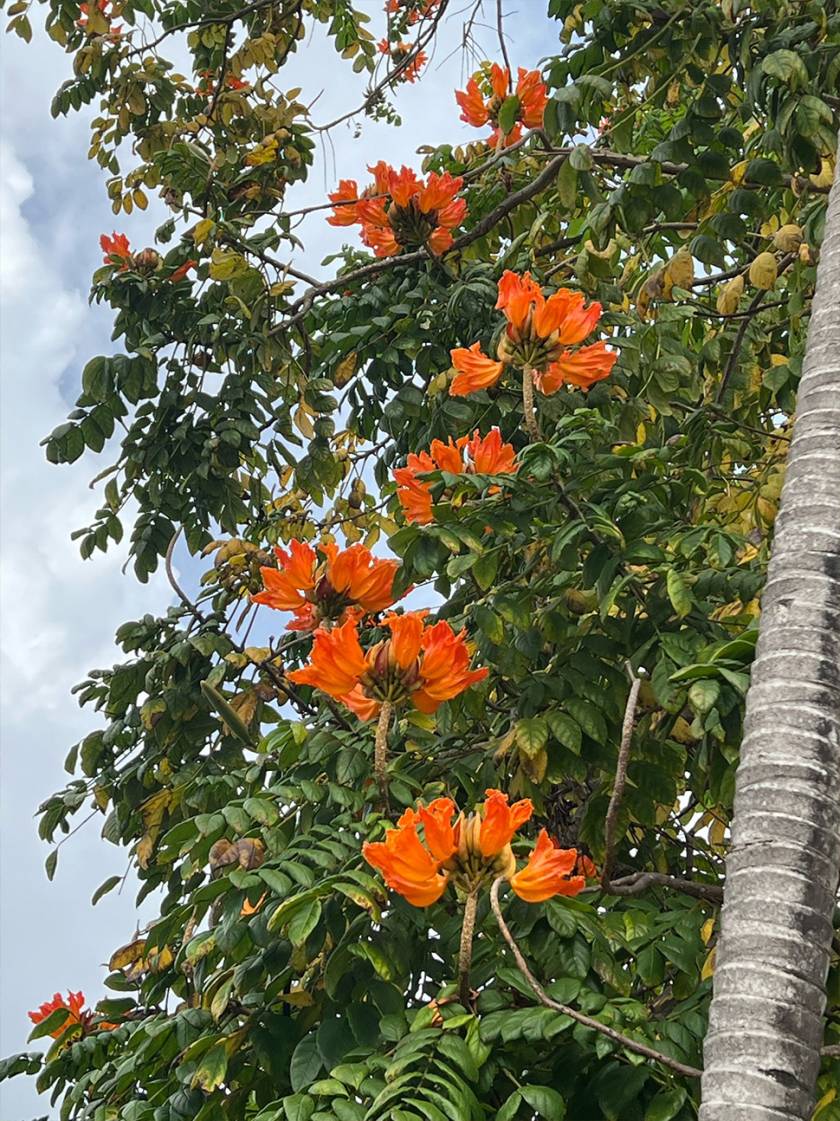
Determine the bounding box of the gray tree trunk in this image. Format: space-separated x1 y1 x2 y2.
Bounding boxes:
699 166 840 1119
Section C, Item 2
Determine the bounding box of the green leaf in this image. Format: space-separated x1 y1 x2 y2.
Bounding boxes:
666 569 693 618
496 1090 522 1121
547 710 582 754
762 49 808 89
521 1085 566 1118
28 1007 70 1041
564 699 606 744
497 96 521 136
473 604 504 645
644 1087 687 1121
190 1044 228 1091
688 679 720 716
290 1035 323 1093
515 717 549 758
289 900 322 946
569 143 594 171
472 551 498 591
91 874 122 905
45 849 58 881
283 1094 315 1121
556 158 578 209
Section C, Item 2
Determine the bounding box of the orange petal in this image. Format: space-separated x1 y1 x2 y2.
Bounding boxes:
509 830 585 903
479 789 533 857
449 343 505 397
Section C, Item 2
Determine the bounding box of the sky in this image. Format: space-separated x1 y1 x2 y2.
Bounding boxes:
0 4 557 1117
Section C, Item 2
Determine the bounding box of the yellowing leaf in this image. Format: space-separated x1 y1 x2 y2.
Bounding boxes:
136 789 171 870
701 946 716 980
772 224 803 253
748 251 778 290
193 218 215 245
716 274 744 315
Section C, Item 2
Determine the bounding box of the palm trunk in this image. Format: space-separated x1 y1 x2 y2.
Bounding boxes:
699 163 840 1118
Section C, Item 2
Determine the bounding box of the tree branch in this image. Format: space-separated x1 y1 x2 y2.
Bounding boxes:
601 667 644 887
490 878 703 1079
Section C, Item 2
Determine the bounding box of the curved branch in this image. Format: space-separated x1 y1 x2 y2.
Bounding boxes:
489 878 703 1079
601 667 644 886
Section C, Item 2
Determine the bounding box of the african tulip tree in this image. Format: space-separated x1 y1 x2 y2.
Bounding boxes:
2 2 839 1120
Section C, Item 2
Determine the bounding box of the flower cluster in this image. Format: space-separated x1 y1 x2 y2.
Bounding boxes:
456 64 547 145
328 161 466 257
377 39 427 83
385 0 441 25
288 611 487 720
100 233 197 282
28 991 115 1040
77 0 122 35
450 270 617 397
363 790 587 906
253 540 400 632
394 428 518 525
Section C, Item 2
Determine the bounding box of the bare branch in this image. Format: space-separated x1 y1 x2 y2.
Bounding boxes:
601 667 644 887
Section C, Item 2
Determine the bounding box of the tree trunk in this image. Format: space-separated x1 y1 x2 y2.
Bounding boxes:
699 165 840 1119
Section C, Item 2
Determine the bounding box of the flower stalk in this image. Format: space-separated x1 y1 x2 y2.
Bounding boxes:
521 365 541 441
374 700 393 804
458 889 479 1005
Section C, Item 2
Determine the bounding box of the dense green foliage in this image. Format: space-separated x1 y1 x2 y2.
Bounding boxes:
3 0 840 1118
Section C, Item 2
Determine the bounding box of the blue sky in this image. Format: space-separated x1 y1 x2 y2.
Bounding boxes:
0 4 557 1116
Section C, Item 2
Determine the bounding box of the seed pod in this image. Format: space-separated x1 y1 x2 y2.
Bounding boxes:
134 247 161 274
748 251 778 291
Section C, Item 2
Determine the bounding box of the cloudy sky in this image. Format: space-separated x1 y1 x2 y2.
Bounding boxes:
0 4 556 1116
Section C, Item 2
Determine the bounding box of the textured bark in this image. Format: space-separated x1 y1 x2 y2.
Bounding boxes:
699 162 840 1119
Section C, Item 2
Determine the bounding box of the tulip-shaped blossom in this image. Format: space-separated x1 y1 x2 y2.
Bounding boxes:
456 63 547 146
328 161 466 257
450 270 617 398
28 991 114 1040
363 790 586 906
253 540 401 632
386 0 441 25
377 38 427 83
394 427 518 525
100 232 132 270
288 611 487 720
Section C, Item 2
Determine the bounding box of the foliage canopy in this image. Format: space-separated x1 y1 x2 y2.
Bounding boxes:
3 0 839 1119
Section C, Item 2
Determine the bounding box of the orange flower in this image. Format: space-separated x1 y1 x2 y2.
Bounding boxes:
394 428 517 525
365 793 584 908
456 64 547 144
169 259 197 283
100 232 132 270
328 163 466 258
479 788 533 857
254 540 400 631
288 611 487 720
77 0 122 34
450 270 617 399
449 343 505 397
363 814 450 906
386 0 441 25
509 830 586 902
29 991 87 1038
378 38 427 82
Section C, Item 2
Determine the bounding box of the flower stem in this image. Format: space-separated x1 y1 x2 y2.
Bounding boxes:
374 700 393 806
458 890 479 1005
521 366 541 441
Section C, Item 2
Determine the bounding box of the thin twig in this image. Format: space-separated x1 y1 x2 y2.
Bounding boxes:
165 528 208 627
601 666 644 887
600 871 723 904
495 0 512 75
489 878 703 1079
